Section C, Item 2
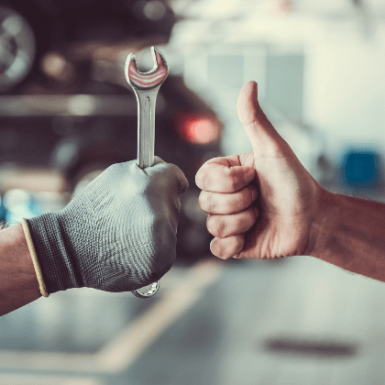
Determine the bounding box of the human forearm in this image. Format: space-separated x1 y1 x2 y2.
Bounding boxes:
309 190 385 281
0 224 40 316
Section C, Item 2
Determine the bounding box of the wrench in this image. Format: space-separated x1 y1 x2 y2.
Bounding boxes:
125 46 168 299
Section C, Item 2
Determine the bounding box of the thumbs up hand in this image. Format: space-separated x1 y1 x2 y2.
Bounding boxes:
196 81 326 260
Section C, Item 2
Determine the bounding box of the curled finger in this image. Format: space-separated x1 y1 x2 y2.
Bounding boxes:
210 234 245 260
196 160 255 193
199 185 258 214
207 206 259 238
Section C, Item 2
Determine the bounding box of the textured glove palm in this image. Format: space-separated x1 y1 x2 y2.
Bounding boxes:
27 159 188 293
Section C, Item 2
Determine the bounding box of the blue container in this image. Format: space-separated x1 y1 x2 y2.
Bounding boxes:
342 150 382 189
0 197 6 223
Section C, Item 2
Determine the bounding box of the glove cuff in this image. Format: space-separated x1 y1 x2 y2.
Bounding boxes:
26 213 83 293
20 219 49 297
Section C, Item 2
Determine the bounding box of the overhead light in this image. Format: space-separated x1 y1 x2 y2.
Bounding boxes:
144 1 166 21
174 112 221 145
133 0 166 21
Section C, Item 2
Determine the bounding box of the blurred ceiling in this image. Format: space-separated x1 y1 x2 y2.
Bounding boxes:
167 0 385 47
169 0 385 19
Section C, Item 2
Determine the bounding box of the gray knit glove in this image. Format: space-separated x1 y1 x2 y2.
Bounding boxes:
26 158 188 294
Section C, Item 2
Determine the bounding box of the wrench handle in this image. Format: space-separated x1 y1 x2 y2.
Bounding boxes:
132 87 161 299
135 88 159 168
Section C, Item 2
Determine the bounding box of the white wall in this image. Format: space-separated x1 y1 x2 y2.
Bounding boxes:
305 25 385 164
168 10 385 172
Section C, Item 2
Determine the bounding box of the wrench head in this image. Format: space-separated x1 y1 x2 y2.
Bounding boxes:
125 47 168 91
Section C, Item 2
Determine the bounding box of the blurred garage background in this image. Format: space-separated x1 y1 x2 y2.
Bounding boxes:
1 0 385 384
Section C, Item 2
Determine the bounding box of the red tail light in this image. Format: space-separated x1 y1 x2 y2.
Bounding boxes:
174 112 221 145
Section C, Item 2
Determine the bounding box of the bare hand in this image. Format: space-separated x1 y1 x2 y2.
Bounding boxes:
196 81 325 260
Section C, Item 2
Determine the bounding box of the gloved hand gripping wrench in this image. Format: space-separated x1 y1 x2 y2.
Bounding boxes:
125 46 169 299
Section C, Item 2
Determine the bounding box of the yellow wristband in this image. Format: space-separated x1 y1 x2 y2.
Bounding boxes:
20 218 50 298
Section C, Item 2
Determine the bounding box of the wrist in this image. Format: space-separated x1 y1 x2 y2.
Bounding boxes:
3 224 39 288
305 188 340 260
0 224 41 315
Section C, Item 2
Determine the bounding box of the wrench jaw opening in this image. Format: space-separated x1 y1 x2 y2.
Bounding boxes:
125 47 168 91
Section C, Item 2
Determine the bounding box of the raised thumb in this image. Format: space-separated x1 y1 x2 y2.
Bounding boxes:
237 81 287 156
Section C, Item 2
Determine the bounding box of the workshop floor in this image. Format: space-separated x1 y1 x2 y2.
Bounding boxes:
1 253 385 385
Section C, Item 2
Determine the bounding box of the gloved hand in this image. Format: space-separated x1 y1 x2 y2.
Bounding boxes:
26 158 188 294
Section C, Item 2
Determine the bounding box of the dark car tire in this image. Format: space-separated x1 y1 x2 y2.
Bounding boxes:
0 1 55 93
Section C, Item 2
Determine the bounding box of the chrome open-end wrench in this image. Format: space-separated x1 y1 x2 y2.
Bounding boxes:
125 46 168 299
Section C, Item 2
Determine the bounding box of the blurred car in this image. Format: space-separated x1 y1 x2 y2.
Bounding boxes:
0 0 176 93
0 0 223 259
